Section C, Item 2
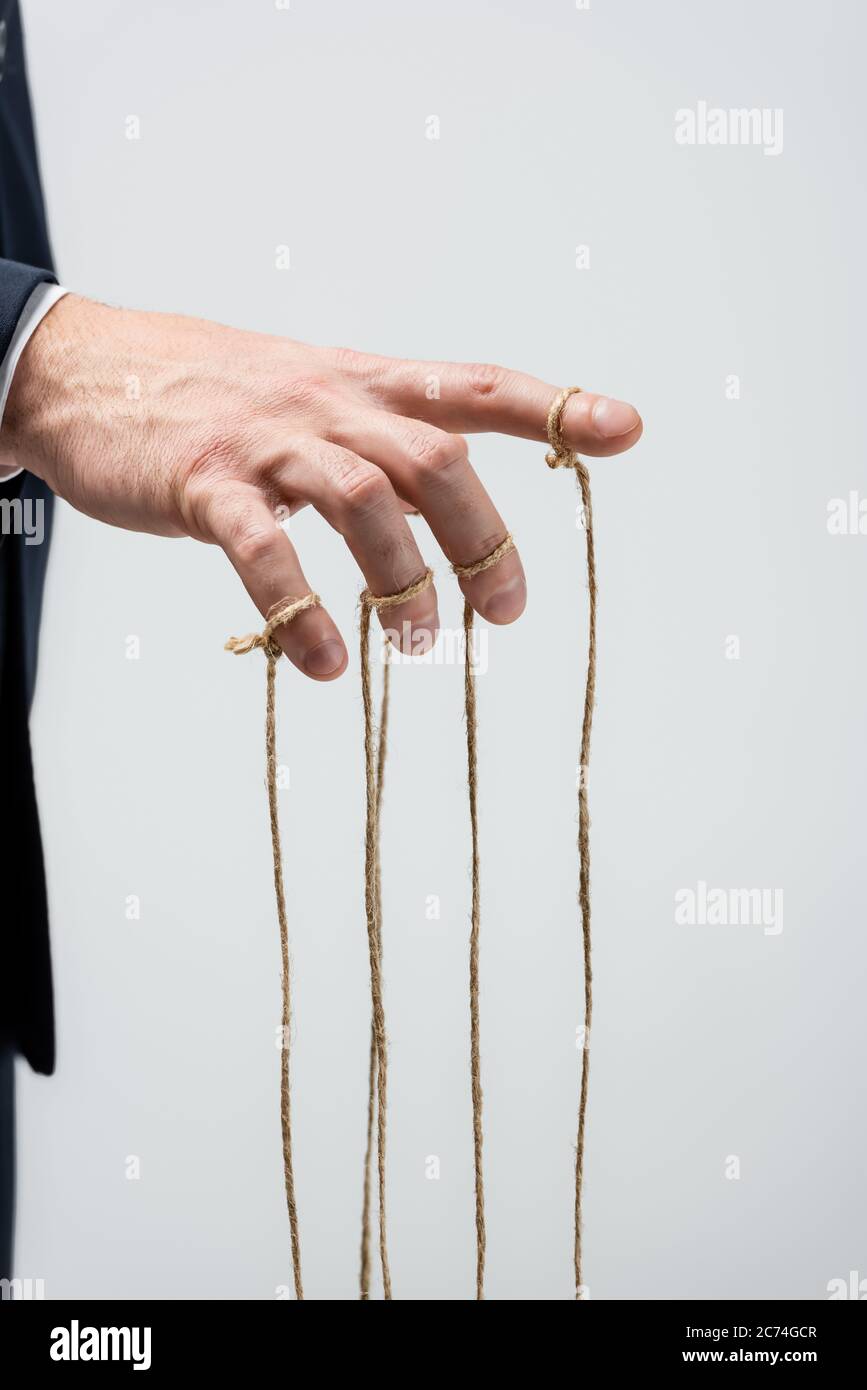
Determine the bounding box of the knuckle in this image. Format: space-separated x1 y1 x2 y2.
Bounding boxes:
178 437 244 539
185 475 278 565
280 368 340 415
406 428 466 480
185 427 243 483
333 457 391 513
328 345 367 378
463 362 507 399
230 517 280 569
327 345 392 398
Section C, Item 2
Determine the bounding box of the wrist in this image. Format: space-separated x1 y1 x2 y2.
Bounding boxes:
0 292 89 476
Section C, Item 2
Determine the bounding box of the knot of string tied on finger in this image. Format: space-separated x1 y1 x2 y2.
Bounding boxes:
225 384 597 1303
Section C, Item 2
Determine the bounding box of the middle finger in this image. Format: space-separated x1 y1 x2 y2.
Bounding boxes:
331 409 526 625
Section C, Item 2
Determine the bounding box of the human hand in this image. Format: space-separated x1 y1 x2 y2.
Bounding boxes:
0 294 642 678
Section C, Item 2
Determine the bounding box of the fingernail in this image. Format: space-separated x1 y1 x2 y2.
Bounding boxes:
592 397 640 438
408 606 439 655
385 605 439 655
303 638 345 676
483 574 526 624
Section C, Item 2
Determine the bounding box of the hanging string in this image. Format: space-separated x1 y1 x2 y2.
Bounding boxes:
227 384 597 1303
451 532 515 1300
359 567 435 1301
359 636 391 1300
450 385 596 1300
225 590 322 1302
544 385 596 1298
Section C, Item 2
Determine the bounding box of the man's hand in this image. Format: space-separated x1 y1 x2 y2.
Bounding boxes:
0 295 642 679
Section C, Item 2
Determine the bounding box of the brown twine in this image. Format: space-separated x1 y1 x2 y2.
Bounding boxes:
359 636 390 1300
545 385 596 1298
227 383 596 1303
450 532 514 1301
225 590 322 1302
463 599 485 1300
448 385 596 1301
359 567 435 1301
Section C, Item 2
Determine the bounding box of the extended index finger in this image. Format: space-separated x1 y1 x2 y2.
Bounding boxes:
343 355 642 458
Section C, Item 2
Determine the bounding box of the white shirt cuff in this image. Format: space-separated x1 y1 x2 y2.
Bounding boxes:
0 283 69 482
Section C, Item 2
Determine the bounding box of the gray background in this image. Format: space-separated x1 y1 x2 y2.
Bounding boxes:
13 0 866 1299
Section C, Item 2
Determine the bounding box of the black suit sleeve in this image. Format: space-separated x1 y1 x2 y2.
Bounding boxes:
0 3 58 1075
0 258 57 356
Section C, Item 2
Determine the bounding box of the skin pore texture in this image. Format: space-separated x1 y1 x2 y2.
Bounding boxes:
0 294 642 678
